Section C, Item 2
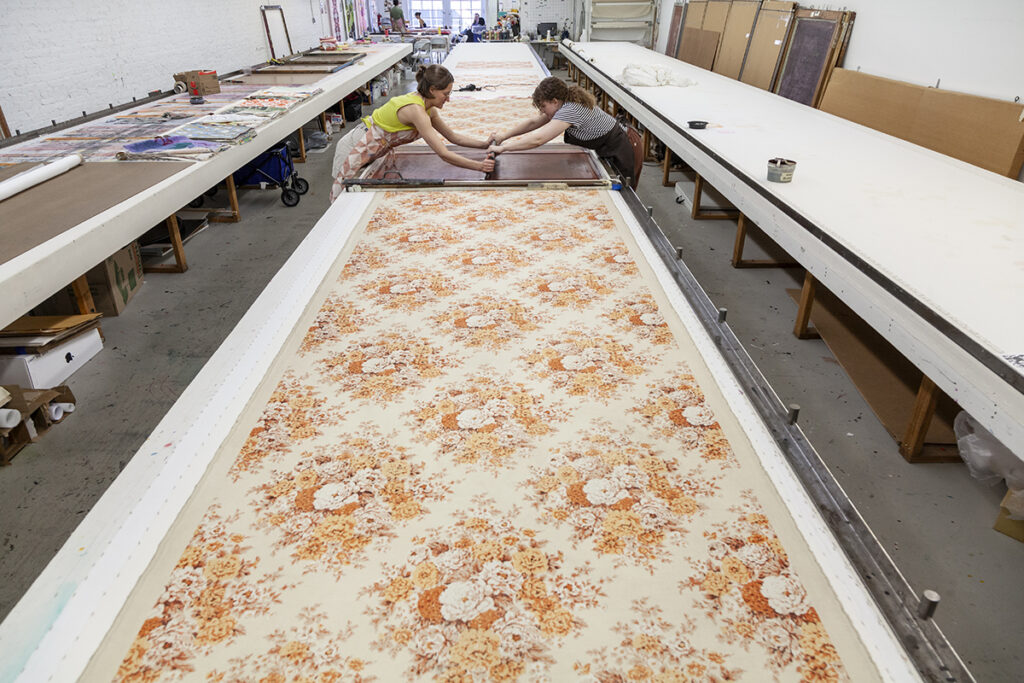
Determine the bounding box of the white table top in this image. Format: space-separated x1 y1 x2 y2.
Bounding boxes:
0 43 411 330
563 40 1024 454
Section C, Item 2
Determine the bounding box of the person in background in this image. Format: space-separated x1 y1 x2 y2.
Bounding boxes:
414 11 427 29
488 76 640 187
390 0 407 33
330 65 495 200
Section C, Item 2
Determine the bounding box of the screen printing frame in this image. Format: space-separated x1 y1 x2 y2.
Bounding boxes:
0 182 967 681
342 144 613 189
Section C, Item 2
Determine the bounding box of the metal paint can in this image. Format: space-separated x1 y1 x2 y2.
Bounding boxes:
767 158 796 183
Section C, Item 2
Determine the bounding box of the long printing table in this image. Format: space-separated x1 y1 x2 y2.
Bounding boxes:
560 41 1024 461
0 42 411 330
0 42 970 682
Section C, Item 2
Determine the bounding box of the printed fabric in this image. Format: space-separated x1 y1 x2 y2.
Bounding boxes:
97 189 866 683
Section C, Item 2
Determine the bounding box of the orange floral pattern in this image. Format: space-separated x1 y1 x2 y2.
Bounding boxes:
300 296 376 353
317 332 454 404
580 598 744 681
104 186 857 680
209 607 370 682
522 329 649 400
682 494 846 680
250 429 448 575
518 266 616 310
431 294 547 350
524 425 718 568
635 370 739 466
357 267 458 311
412 374 565 469
232 374 340 477
366 504 602 680
115 508 286 682
606 293 673 345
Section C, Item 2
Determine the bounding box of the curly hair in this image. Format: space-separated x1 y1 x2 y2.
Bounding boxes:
531 76 595 110
415 64 454 98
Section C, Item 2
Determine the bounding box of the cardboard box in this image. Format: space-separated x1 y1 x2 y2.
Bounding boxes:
33 243 144 317
173 70 220 95
1 384 76 465
0 328 103 389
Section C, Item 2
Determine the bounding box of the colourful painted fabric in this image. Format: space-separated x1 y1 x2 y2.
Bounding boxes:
93 189 866 682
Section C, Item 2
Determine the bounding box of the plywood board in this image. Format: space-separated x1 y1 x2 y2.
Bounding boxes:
677 27 720 70
738 2 794 90
664 4 685 56
712 0 761 79
774 12 844 106
786 288 958 448
820 68 1024 178
682 0 706 29
0 161 191 266
701 0 731 34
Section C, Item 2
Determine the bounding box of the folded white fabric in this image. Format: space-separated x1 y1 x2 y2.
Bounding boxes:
621 63 696 88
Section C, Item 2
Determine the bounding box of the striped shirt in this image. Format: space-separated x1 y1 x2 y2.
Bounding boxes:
552 101 616 141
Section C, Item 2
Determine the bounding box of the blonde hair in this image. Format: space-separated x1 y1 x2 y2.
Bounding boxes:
531 76 595 110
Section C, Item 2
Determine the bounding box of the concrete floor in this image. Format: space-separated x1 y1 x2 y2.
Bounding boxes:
1 74 1020 681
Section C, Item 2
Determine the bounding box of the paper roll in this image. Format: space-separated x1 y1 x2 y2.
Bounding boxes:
0 408 20 429
56 402 76 414
47 403 64 421
0 154 83 202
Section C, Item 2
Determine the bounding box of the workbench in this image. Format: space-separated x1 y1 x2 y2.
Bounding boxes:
0 42 411 330
560 40 1024 463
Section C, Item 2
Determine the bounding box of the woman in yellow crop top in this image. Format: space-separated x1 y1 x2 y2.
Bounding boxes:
330 65 495 200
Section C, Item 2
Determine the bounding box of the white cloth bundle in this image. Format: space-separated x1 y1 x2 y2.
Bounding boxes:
621 63 696 88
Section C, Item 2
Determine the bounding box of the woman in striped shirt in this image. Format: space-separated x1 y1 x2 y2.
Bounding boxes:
489 76 639 186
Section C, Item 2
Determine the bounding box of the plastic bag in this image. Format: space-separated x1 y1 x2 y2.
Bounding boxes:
954 412 1024 519
306 131 330 150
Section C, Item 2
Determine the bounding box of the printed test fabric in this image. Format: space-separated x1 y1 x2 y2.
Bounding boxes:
92 188 875 682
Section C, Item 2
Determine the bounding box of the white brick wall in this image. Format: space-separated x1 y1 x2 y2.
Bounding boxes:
0 0 326 134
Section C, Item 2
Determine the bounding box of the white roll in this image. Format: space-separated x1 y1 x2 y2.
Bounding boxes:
56 402 76 414
47 403 64 422
0 154 83 202
0 408 20 429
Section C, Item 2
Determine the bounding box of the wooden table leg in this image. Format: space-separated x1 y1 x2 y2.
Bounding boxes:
144 215 189 274
295 127 307 163
731 214 800 268
71 275 96 314
662 151 673 187
793 271 821 339
689 174 740 220
900 376 939 461
209 175 241 223
319 112 328 133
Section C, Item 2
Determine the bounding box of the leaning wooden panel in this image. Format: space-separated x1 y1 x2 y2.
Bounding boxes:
712 0 762 79
819 68 922 142
677 27 721 70
738 1 794 90
682 0 706 29
821 68 1024 178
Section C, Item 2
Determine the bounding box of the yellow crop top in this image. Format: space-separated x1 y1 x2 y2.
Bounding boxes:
363 92 434 133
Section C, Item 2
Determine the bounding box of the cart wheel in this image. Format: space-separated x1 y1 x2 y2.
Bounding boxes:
293 176 310 195
281 188 300 207
188 196 204 208
204 186 219 197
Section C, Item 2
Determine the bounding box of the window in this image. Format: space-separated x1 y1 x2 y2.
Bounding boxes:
408 0 483 31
